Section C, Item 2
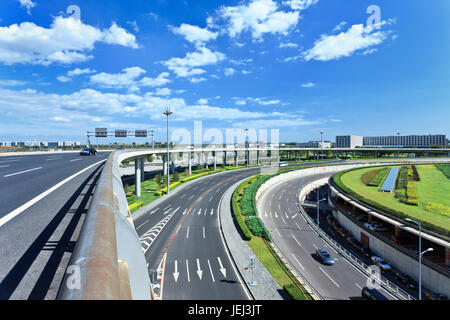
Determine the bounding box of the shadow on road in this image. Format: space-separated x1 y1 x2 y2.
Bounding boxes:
0 164 104 300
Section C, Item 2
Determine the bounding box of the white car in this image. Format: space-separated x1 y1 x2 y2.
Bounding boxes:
371 256 392 271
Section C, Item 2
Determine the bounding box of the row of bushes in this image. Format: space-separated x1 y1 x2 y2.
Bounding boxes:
435 163 450 180
361 169 381 185
245 217 271 241
333 169 450 238
367 167 390 187
425 201 450 218
129 201 143 212
232 187 253 241
411 165 421 181
395 166 419 206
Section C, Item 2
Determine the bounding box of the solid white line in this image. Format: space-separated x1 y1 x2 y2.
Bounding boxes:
281 217 286 224
186 260 190 282
46 157 62 161
0 159 106 228
207 259 215 282
3 167 42 177
186 226 190 239
355 283 362 290
203 226 206 239
291 233 303 248
275 228 282 237
70 158 83 162
319 266 340 287
291 254 304 270
295 222 302 230
312 243 318 249
0 165 10 168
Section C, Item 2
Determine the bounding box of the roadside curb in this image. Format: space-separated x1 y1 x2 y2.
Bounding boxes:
218 179 284 300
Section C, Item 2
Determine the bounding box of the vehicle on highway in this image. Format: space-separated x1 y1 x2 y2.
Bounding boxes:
80 147 97 156
371 256 392 271
364 222 387 232
336 227 349 238
315 248 335 265
279 162 288 167
394 272 417 290
361 287 388 300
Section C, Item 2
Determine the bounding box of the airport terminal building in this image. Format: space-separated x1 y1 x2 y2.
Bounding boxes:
336 134 447 148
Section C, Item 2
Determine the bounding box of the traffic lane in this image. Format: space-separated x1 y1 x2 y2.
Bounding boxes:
261 174 370 300
162 173 253 300
268 176 397 300
0 152 110 219
0 161 104 300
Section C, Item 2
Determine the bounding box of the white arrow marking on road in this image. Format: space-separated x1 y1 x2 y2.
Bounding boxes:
207 260 215 282
182 208 187 215
274 212 278 218
265 212 267 217
198 208 202 215
285 213 289 219
217 257 227 278
292 214 298 219
210 209 214 216
173 261 179 283
196 259 203 280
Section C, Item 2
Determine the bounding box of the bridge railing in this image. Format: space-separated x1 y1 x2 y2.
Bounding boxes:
58 151 151 300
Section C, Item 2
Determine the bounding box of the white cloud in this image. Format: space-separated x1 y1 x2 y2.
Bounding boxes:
52 116 70 122
332 21 347 32
279 42 298 48
103 22 139 48
57 76 72 82
155 87 171 96
163 47 225 78
90 67 146 88
224 68 236 76
0 16 138 65
140 72 171 87
300 81 315 87
258 99 280 105
218 0 300 40
0 79 27 86
18 0 36 15
242 70 251 75
67 68 96 77
170 24 218 46
189 77 207 83
303 22 392 61
282 0 319 11
197 98 208 105
233 118 319 128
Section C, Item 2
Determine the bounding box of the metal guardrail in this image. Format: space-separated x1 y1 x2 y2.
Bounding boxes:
58 151 151 300
296 184 415 300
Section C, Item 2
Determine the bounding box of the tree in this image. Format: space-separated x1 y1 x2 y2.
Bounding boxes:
155 174 164 189
173 171 180 182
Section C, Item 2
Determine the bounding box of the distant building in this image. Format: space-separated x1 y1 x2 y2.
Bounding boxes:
363 134 447 148
48 142 63 147
296 141 332 148
336 135 363 148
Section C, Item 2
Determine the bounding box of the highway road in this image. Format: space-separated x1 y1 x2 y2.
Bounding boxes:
0 151 110 300
259 173 398 300
134 160 345 300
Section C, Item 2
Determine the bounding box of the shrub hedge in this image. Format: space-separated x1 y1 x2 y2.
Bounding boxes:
367 167 390 187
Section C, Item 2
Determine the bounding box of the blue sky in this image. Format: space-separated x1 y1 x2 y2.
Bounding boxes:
0 0 449 144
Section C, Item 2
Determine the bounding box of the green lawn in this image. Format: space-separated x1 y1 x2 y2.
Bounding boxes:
339 164 450 233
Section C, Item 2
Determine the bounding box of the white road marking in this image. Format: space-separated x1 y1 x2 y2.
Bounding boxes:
355 283 362 290
291 233 303 248
186 226 190 239
275 228 282 237
209 196 213 203
319 267 340 287
210 209 214 216
203 226 206 239
188 195 194 200
291 254 305 270
196 259 203 280
0 159 20 163
70 158 83 162
270 212 273 218
180 194 186 199
292 214 298 219
217 257 226 278
0 160 106 228
207 260 215 282
182 208 187 215
136 220 149 230
0 165 10 168
281 217 286 224
186 260 190 282
150 208 159 214
46 157 62 161
173 261 179 283
198 208 202 215
3 167 42 177
312 243 318 249
295 222 302 230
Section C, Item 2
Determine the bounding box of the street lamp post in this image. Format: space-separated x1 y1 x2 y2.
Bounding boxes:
163 107 173 195
151 130 155 149
316 189 327 228
405 218 434 300
397 132 400 158
320 131 323 160
245 128 249 168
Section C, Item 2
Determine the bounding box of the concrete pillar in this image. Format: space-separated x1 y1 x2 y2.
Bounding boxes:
135 159 141 197
205 152 209 169
235 151 238 165
188 152 192 176
171 155 175 174
224 151 227 166
213 151 217 171
140 157 145 182
446 247 450 267
257 150 260 164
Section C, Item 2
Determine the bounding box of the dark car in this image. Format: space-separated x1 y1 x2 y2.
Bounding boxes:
394 272 417 290
80 147 97 156
315 248 335 265
361 287 388 300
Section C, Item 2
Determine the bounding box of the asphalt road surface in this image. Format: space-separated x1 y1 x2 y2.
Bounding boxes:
0 152 110 300
259 173 398 300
